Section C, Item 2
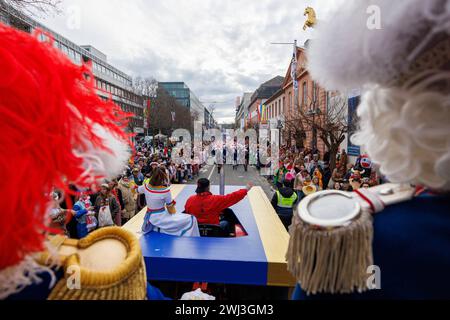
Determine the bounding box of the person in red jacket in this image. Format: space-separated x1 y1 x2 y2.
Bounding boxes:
184 178 253 234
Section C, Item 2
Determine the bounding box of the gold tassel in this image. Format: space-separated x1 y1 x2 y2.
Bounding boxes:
286 211 374 295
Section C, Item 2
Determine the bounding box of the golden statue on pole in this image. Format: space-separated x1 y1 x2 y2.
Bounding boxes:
303 7 317 30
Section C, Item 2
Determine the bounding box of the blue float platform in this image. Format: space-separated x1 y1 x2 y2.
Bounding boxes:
123 185 295 287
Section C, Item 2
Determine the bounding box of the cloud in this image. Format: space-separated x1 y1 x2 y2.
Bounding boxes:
35 0 342 123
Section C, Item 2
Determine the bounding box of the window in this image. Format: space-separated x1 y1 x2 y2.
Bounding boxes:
75 53 81 64
303 82 308 108
313 81 318 104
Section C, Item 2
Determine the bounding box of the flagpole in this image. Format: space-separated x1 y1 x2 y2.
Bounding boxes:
270 40 298 148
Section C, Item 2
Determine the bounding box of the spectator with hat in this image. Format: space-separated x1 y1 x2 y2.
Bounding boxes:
130 167 144 186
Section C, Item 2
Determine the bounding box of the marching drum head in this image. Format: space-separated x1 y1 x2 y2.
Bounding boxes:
298 190 361 228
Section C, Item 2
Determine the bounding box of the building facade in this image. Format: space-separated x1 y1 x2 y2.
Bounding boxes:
158 82 206 125
235 92 253 130
264 88 285 132
246 76 285 129
272 45 329 154
204 107 217 129
0 3 145 134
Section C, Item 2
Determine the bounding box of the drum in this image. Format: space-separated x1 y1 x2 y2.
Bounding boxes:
38 227 147 300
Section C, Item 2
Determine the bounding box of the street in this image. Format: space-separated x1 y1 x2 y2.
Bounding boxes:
191 164 276 200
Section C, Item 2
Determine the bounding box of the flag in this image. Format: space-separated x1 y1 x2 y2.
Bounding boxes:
256 103 261 123
291 54 297 80
261 104 267 123
291 52 299 101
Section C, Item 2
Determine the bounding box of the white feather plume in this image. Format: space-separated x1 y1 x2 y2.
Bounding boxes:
307 0 450 91
76 124 131 181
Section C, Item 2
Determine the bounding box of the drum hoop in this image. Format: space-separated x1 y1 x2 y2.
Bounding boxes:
298 190 361 227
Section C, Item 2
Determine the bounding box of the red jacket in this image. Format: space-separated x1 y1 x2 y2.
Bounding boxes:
184 189 248 225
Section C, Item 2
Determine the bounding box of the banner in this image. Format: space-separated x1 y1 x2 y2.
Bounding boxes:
291 51 299 102
256 103 261 123
261 104 267 123
348 95 361 156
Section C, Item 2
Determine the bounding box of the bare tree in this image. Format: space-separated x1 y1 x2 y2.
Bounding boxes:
146 87 195 137
290 88 356 171
133 76 158 97
1 0 61 16
283 111 307 150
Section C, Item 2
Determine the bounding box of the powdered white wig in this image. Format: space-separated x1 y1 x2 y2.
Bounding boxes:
307 0 450 91
352 72 450 190
307 0 450 190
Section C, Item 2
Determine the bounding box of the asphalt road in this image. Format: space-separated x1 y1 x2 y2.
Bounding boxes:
189 164 276 200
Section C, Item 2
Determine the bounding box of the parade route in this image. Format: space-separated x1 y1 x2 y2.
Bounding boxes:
191 164 275 200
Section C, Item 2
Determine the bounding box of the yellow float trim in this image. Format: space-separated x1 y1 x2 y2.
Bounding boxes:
247 187 296 287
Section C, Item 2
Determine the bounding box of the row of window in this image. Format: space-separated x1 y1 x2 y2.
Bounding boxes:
35 32 132 87
168 89 190 99
93 62 131 86
46 36 83 65
266 81 322 120
95 78 142 104
267 97 284 120
117 102 144 118
98 97 143 120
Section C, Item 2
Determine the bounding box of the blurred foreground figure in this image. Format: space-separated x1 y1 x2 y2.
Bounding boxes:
0 23 151 300
288 0 450 299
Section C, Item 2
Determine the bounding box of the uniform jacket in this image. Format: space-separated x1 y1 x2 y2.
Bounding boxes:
293 194 450 300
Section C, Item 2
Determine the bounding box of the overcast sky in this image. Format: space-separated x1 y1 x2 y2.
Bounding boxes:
35 0 342 123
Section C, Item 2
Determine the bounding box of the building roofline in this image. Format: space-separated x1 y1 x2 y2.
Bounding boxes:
0 3 132 81
265 88 284 105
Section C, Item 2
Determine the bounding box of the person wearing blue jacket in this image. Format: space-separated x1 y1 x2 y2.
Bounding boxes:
73 201 89 239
